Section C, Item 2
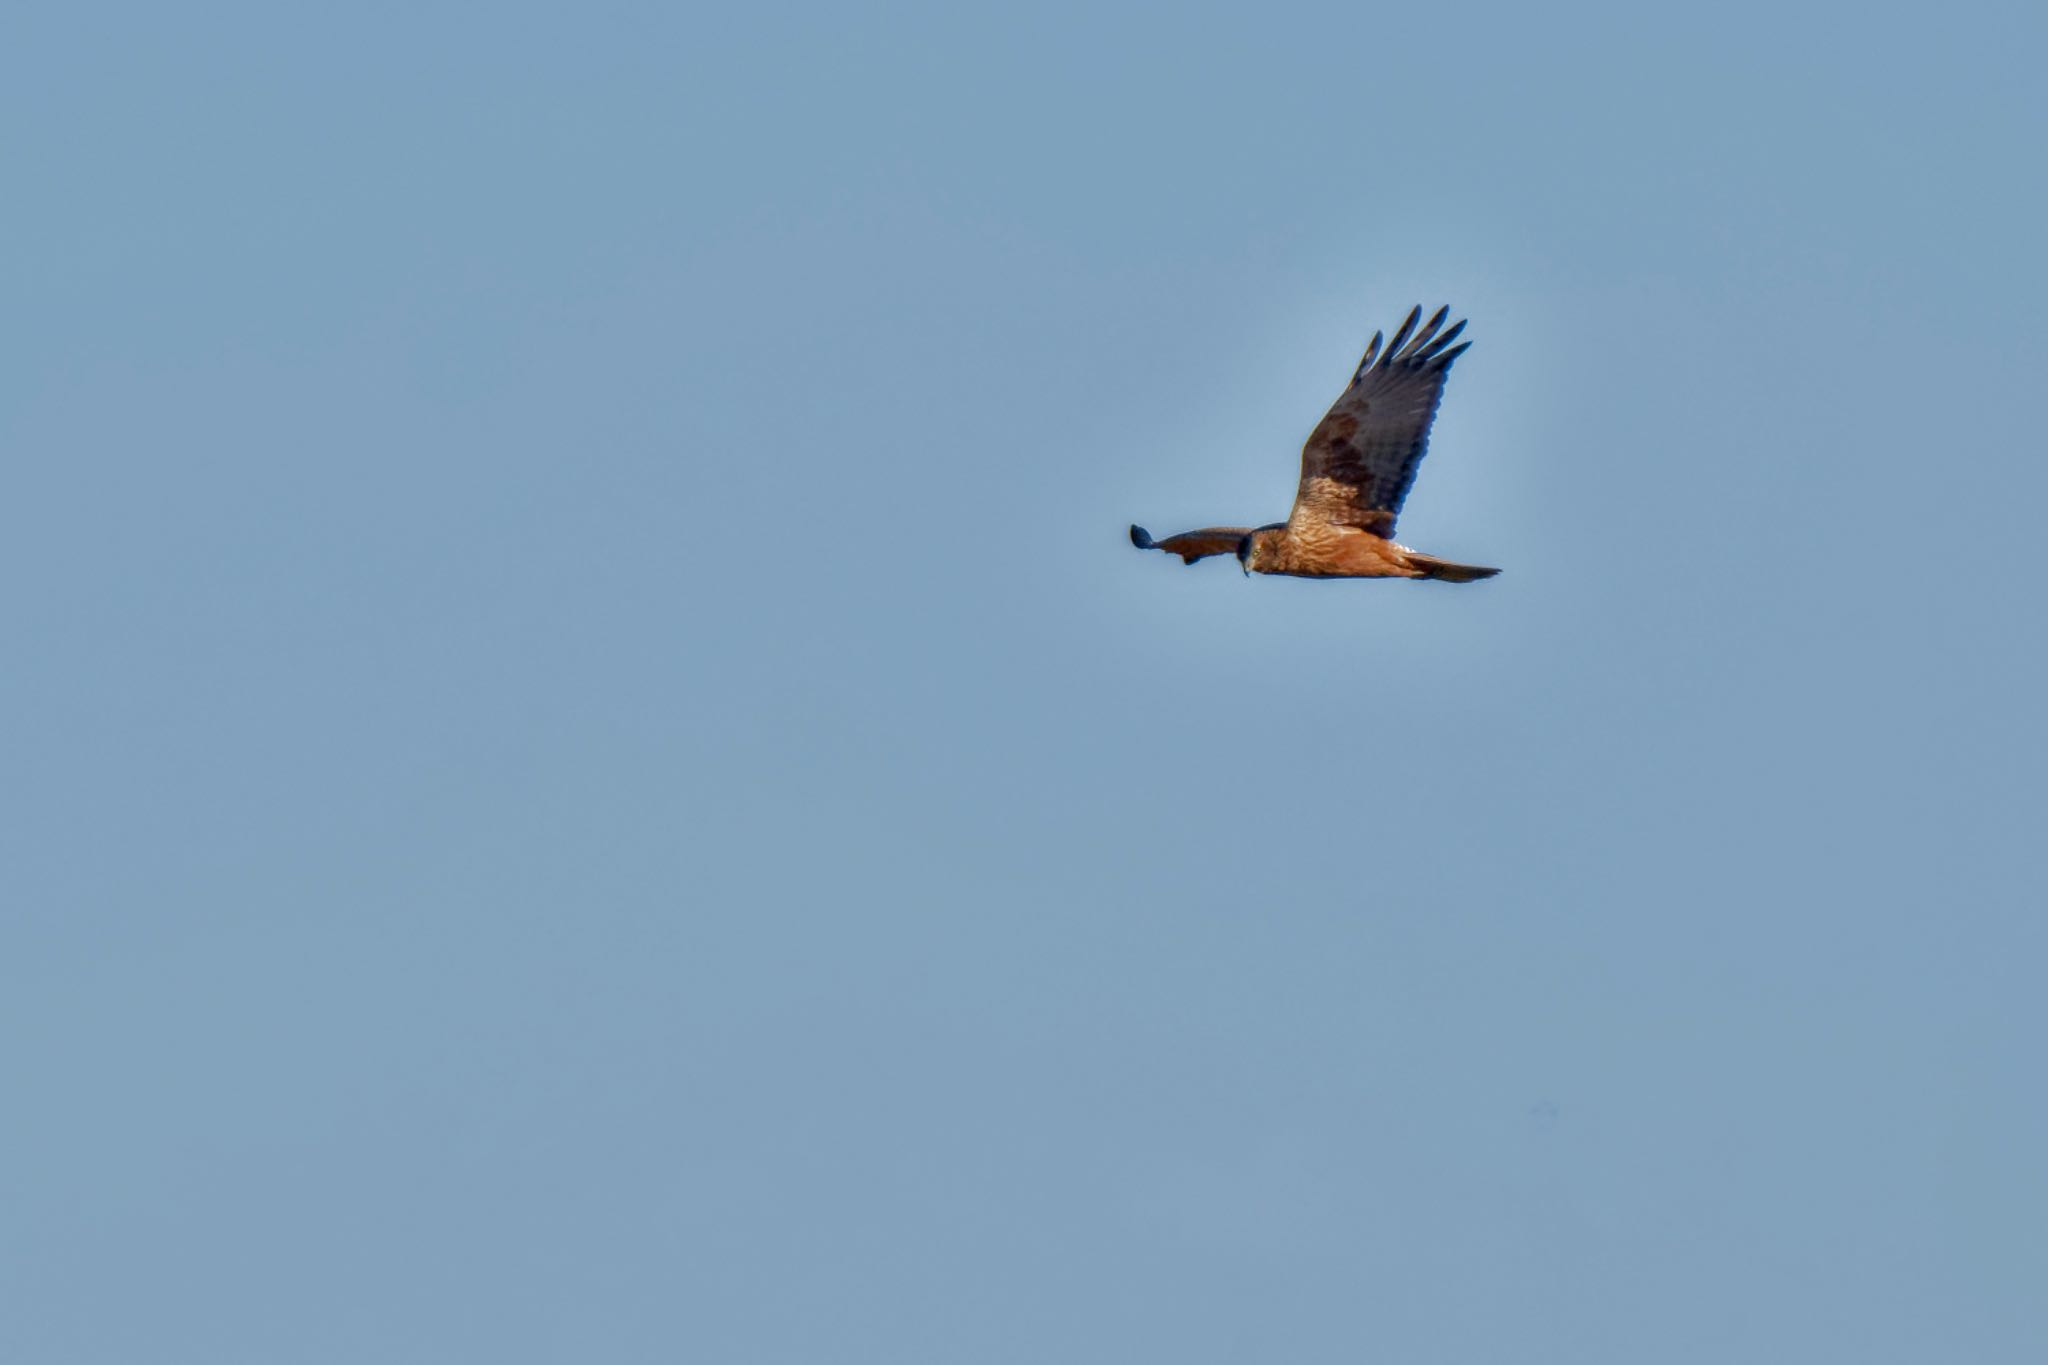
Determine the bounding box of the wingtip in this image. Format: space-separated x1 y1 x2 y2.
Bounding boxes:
1354 330 1385 380
1129 524 1155 549
1416 317 1466 362
1382 305 1422 364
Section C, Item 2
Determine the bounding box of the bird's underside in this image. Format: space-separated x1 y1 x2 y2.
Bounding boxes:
1129 304 1498 583
1129 521 1493 581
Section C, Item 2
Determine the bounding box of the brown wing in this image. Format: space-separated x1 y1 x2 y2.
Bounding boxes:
1129 524 1254 565
1290 305 1470 537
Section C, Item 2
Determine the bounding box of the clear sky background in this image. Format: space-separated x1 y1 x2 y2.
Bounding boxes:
6 2 2046 1360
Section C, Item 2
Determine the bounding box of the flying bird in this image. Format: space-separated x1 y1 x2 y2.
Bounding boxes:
1129 305 1498 582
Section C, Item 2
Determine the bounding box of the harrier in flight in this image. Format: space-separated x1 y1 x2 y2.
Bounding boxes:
1129 305 1497 582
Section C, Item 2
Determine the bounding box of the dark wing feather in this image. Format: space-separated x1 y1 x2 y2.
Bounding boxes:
1292 306 1470 537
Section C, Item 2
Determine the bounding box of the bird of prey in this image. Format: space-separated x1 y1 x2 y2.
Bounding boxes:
1129 305 1498 582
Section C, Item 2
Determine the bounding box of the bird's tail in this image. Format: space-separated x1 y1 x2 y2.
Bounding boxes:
1407 553 1500 583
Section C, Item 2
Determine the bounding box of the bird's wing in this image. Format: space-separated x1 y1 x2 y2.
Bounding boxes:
1129 524 1254 564
1289 305 1470 537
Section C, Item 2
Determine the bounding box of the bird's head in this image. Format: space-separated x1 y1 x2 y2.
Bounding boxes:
1238 525 1285 576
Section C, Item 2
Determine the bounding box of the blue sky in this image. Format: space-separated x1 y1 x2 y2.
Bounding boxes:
6 2 2047 1360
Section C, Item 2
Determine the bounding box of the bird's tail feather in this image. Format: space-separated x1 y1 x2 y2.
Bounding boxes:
1407 553 1500 583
